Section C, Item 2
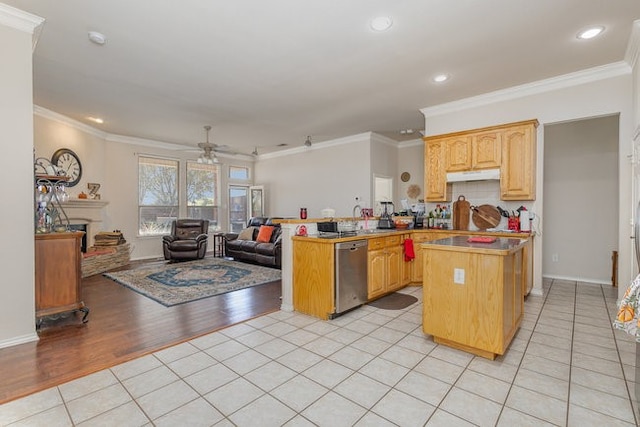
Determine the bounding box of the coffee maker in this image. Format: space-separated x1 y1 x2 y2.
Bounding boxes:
377 202 395 229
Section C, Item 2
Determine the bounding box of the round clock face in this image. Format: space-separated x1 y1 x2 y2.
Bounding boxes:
51 148 82 186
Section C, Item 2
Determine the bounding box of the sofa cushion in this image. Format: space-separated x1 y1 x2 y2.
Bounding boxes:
237 227 256 240
240 240 258 253
256 225 274 243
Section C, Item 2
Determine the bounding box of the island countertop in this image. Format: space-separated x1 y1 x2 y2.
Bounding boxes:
422 235 527 255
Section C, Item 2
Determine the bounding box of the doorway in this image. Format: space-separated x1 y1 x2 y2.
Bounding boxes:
542 115 619 284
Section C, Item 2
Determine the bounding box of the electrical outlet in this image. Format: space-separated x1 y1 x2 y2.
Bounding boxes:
454 268 465 284
552 253 559 262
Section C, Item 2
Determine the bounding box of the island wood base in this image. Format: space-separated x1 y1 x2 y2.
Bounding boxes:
422 237 525 360
433 336 499 360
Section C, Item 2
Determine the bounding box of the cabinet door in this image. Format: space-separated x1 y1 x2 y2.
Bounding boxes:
401 235 412 285
368 249 386 299
501 124 536 200
386 246 402 292
472 131 501 170
444 136 472 172
425 139 451 202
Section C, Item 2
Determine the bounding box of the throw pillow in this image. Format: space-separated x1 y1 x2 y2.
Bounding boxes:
237 227 256 241
256 225 274 243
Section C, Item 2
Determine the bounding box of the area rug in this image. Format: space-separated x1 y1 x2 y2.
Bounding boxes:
104 258 281 306
367 292 418 310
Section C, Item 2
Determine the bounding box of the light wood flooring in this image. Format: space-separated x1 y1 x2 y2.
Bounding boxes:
0 259 282 405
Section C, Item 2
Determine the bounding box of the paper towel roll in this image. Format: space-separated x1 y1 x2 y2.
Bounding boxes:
520 211 531 231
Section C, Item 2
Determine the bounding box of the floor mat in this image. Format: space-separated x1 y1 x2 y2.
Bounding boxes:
367 292 418 310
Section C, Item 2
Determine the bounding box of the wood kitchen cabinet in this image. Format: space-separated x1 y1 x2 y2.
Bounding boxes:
401 233 412 286
425 139 452 202
422 236 525 359
410 231 448 283
292 239 335 320
424 119 537 201
367 235 402 299
444 131 501 172
35 231 88 324
501 121 538 200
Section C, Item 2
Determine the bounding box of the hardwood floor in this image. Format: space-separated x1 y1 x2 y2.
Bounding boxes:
0 260 282 405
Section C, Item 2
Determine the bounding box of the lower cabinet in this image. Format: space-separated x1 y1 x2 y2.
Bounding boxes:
368 235 402 299
401 233 412 286
35 231 88 324
410 232 448 283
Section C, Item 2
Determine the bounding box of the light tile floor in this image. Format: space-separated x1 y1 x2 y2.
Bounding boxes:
1 279 638 426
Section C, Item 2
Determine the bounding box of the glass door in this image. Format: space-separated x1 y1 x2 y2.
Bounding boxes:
228 185 248 233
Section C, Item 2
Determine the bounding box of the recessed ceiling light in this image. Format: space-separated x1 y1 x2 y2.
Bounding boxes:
370 16 393 32
577 26 604 40
87 116 104 124
88 31 107 45
432 74 449 83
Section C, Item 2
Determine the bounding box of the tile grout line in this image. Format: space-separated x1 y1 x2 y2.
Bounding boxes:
603 283 640 426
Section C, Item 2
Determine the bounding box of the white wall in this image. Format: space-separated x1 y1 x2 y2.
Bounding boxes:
543 116 619 284
32 113 255 260
254 134 372 219
397 140 424 206
422 71 634 298
0 9 42 347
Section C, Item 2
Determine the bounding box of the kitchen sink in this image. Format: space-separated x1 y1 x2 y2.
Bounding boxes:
355 229 392 235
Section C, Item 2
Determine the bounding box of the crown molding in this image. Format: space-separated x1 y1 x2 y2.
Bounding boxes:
0 3 43 33
626 20 640 68
398 138 423 148
258 132 374 160
421 61 631 118
34 105 108 139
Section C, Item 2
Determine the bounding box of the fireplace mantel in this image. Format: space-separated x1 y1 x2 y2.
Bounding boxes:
59 199 109 248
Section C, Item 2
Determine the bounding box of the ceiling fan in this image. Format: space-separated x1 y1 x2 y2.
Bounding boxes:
196 125 236 164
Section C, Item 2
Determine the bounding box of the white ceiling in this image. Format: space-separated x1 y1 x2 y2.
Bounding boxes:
5 1 640 154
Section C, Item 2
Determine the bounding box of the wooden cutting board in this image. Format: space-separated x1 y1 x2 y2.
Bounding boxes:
471 204 501 230
452 195 470 230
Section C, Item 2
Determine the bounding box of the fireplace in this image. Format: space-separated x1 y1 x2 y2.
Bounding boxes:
67 223 88 252
59 199 109 248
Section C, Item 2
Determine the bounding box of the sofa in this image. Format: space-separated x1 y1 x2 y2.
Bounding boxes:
224 217 282 268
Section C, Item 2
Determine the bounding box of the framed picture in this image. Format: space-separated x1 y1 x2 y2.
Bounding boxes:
250 185 264 218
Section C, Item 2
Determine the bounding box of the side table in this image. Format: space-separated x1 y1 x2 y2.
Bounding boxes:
213 233 226 257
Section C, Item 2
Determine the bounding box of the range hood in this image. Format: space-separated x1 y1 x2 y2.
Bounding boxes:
446 168 500 183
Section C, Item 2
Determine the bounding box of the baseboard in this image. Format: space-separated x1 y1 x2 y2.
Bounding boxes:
542 274 612 286
0 332 39 349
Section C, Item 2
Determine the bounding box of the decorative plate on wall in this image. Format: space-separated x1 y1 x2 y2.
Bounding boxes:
401 172 411 182
407 184 421 199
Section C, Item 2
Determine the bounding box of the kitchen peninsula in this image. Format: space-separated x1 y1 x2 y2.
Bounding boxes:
422 236 527 359
285 217 533 322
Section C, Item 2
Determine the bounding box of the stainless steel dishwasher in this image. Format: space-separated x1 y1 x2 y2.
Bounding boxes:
334 240 368 317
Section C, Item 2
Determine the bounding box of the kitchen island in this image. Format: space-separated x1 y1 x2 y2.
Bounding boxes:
422 236 526 359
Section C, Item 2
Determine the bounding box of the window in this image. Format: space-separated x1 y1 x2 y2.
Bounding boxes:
229 166 249 180
229 185 248 232
186 161 219 231
138 156 178 236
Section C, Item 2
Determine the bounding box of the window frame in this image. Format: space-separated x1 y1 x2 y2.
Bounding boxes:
138 155 179 237
186 160 221 232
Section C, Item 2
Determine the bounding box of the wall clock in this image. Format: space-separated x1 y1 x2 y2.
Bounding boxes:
51 148 82 187
401 171 411 182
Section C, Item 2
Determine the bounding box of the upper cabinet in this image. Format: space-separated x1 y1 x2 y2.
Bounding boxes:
444 131 501 172
424 119 538 202
500 122 538 200
425 139 452 202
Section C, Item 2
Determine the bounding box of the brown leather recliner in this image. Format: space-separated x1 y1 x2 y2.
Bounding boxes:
162 219 209 261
